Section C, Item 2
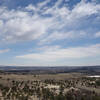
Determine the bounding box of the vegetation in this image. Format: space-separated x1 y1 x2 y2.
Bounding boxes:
0 73 100 100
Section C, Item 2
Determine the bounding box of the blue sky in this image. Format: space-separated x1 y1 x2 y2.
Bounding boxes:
0 0 100 66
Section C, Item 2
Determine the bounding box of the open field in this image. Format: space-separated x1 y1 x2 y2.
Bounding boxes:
0 73 84 80
0 70 100 100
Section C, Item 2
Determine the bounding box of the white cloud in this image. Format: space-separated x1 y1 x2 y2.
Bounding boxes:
72 1 100 17
39 31 86 44
0 0 100 44
95 31 100 38
0 7 48 43
54 0 63 8
0 0 100 66
0 49 10 53
16 44 100 62
36 45 61 51
37 0 51 8
26 4 36 11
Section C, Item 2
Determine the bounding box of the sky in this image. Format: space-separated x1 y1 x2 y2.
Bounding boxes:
0 0 100 66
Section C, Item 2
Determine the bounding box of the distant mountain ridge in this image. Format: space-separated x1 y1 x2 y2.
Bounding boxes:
0 65 100 75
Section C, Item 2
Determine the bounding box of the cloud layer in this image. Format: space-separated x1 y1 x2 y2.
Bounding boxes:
0 49 9 53
0 0 100 44
0 0 100 65
16 44 100 63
